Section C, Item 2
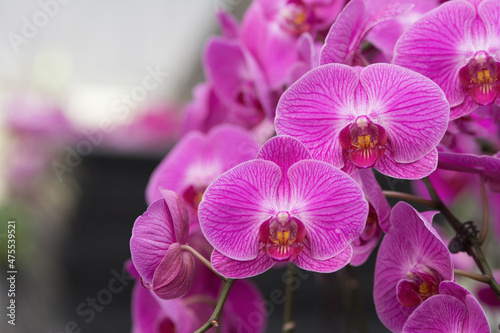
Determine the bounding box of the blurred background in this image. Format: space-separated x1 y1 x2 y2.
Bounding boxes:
0 1 483 333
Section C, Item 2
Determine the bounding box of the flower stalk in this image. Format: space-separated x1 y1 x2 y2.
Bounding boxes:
194 279 236 333
181 244 227 282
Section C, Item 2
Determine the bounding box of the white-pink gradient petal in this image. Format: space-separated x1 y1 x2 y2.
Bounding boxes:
393 1 476 110
402 295 466 333
320 0 411 65
375 146 438 180
198 160 281 260
287 159 368 260
211 250 275 279
257 135 311 204
146 125 260 206
275 64 359 168
294 243 352 273
204 37 247 104
361 64 449 163
438 281 490 333
320 0 366 65
146 131 205 204
479 0 500 59
208 124 260 172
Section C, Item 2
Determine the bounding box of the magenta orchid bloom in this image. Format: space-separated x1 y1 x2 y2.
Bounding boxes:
130 189 194 300
146 125 260 229
181 82 229 135
394 0 500 120
438 151 500 192
320 0 412 66
241 0 345 89
204 36 274 129
276 63 449 179
127 259 267 333
199 136 368 278
366 0 440 61
350 169 391 266
374 202 454 332
402 281 489 333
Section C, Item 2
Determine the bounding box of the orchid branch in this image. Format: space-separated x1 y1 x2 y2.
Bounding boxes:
194 279 236 333
382 191 437 208
422 177 500 301
283 263 297 333
478 176 489 245
454 269 492 284
181 245 227 282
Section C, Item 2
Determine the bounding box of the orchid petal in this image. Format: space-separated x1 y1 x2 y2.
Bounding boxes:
276 64 359 169
320 0 411 65
199 160 281 260
394 1 476 109
355 168 391 232
288 159 368 259
152 244 195 300
479 0 500 59
160 189 189 244
375 147 438 180
222 280 267 333
216 10 239 39
146 131 205 204
374 230 419 332
257 135 311 204
241 5 298 89
208 124 261 172
390 202 453 279
374 202 453 332
211 250 275 279
294 243 352 273
402 295 466 333
361 64 449 163
130 198 178 283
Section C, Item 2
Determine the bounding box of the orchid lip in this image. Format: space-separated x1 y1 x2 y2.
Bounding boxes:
259 212 306 261
396 265 444 308
459 51 499 106
339 116 387 168
279 0 312 34
182 185 206 210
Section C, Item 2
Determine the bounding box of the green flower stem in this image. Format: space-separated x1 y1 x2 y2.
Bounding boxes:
194 279 236 333
382 191 437 208
454 269 491 284
181 244 227 282
479 176 489 245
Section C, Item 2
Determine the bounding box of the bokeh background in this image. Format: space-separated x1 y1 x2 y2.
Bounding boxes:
1 1 492 333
